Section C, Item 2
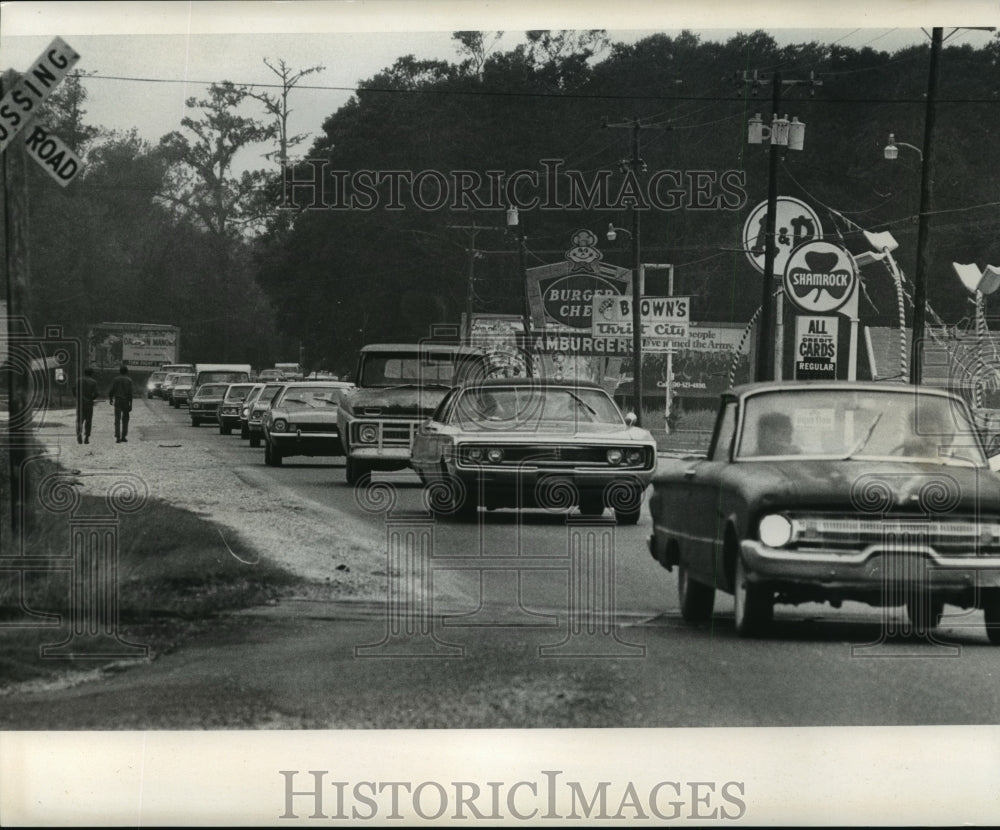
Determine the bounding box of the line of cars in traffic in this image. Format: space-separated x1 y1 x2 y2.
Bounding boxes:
146 351 1000 643
147 347 660 527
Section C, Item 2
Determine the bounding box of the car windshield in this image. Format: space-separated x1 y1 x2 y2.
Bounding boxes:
196 384 228 397
200 371 247 385
224 385 254 401
736 388 986 466
255 384 285 407
277 385 345 409
174 374 194 385
150 372 166 382
360 352 465 387
452 386 625 428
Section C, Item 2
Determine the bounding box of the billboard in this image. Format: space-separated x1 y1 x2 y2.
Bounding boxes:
87 323 180 370
647 323 755 398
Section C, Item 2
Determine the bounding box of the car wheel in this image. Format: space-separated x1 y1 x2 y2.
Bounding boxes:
428 475 477 519
171 399 178 408
983 589 1000 645
220 423 232 436
905 593 944 633
249 435 261 448
264 441 283 467
614 507 641 525
345 457 368 485
733 555 773 637
191 418 200 427
240 424 249 439
678 561 715 623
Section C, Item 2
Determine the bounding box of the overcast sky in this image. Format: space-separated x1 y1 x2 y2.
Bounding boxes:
1 1 996 166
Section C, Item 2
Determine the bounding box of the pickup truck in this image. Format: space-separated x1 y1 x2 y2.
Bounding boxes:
193 363 252 392
337 343 484 485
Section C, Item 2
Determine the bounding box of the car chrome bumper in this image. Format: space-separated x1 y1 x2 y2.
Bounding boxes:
349 446 411 461
740 540 1000 590
448 466 652 489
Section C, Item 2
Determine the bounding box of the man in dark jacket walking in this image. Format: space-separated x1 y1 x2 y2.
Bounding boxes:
108 364 134 443
76 367 100 444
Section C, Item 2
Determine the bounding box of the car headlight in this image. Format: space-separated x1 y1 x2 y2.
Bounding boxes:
486 448 504 463
625 448 643 465
759 514 793 548
465 447 484 462
607 448 624 465
272 419 288 432
358 424 378 443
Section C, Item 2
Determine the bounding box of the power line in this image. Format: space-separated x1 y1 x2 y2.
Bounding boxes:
66 72 1000 105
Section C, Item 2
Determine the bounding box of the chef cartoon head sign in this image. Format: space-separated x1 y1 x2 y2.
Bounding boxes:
782 240 858 314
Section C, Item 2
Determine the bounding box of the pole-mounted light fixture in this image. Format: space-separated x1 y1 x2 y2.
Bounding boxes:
606 223 631 242
884 132 923 161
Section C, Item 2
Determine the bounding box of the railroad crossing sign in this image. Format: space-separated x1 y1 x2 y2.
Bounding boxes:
741 196 823 276
0 36 83 187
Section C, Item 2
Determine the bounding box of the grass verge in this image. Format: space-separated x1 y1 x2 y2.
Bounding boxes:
0 449 301 688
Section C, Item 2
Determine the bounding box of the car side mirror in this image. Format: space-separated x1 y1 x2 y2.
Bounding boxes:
624 412 637 426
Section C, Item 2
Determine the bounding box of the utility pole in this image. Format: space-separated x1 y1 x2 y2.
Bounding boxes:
737 69 819 382
448 223 495 344
757 71 782 383
0 70 30 543
603 116 669 425
910 27 942 386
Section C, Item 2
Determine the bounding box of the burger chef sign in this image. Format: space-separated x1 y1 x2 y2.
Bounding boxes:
783 240 859 380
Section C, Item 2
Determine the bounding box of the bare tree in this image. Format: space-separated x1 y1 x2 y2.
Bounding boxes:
247 58 325 168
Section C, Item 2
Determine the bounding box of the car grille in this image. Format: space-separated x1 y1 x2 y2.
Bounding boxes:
457 444 653 469
352 420 418 449
791 516 1000 555
290 424 338 434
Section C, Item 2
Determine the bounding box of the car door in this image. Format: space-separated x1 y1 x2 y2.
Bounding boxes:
680 399 738 584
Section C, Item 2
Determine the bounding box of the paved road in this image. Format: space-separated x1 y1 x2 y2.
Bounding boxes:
5 397 1000 729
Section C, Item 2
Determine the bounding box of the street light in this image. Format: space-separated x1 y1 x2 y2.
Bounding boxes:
884 132 923 161
888 27 943 386
606 223 630 242
606 220 644 420
507 206 533 377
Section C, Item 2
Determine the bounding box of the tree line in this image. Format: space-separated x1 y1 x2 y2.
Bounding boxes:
20 31 1000 375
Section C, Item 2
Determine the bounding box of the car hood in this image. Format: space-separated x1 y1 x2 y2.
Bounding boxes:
722 457 1000 515
271 408 338 423
446 422 654 441
342 386 449 417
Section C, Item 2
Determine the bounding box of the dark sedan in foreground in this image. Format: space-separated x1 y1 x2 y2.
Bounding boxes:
648 381 1000 640
411 379 657 523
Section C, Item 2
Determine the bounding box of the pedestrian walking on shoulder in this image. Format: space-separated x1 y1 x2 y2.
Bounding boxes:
108 364 134 443
75 367 100 444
